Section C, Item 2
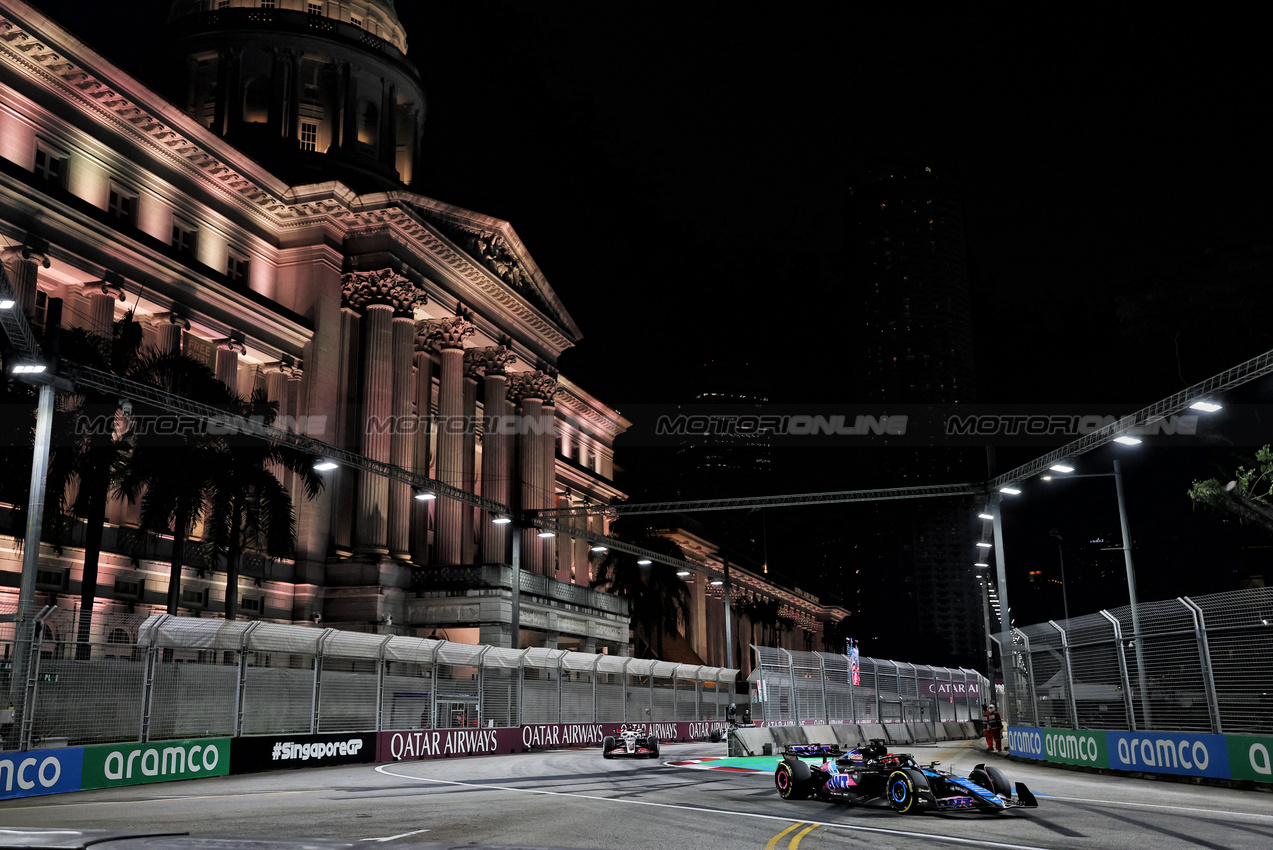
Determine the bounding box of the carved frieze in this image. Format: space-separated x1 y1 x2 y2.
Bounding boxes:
340 268 426 316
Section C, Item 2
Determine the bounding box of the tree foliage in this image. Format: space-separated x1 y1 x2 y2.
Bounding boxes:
1188 445 1273 534
589 519 691 659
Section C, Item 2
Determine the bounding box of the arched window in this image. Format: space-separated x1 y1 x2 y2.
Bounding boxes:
357 99 379 148
242 75 270 124
106 627 134 661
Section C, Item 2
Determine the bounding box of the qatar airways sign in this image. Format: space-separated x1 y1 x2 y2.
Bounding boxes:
378 721 728 762
924 681 979 697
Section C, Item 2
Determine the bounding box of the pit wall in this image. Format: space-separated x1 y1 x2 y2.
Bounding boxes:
727 721 980 757
1006 725 1273 784
0 721 731 801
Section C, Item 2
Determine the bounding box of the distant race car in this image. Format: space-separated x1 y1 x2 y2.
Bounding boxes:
773 739 1037 815
603 724 661 759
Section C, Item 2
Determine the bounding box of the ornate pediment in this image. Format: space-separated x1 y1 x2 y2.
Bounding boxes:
405 203 581 340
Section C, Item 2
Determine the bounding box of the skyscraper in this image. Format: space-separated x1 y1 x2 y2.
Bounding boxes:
846 156 983 663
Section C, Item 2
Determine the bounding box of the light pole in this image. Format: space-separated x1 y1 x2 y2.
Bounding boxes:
1048 529 1071 624
1039 459 1152 727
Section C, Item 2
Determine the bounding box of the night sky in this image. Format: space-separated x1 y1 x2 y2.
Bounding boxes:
25 2 1273 628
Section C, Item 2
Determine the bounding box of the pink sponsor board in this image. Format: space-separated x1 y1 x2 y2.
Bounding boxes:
377 721 731 763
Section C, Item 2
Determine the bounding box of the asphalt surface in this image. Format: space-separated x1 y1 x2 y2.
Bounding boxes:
2 739 1271 849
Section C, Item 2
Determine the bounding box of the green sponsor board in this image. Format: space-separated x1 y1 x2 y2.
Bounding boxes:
1040 727 1108 768
81 738 230 789
1226 734 1273 783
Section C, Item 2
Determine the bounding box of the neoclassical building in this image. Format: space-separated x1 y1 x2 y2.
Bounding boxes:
0 0 844 662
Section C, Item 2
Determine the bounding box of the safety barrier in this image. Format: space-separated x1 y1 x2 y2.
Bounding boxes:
1006 725 1273 784
1 611 738 752
992 586 1273 735
750 646 989 725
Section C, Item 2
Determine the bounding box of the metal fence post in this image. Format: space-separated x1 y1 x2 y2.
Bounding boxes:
311 628 335 734
622 658 632 722
817 653 829 724
557 652 565 725
477 646 492 729
873 660 882 724
18 607 52 751
432 656 441 731
1049 621 1079 729
375 635 394 732
592 655 602 723
138 613 168 743
672 671 678 722
1098 609 1135 731
648 664 654 722
1013 629 1038 727
783 649 797 724
1181 597 1222 733
233 622 261 738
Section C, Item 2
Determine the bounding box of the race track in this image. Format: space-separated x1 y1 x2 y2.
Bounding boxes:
2 739 1271 849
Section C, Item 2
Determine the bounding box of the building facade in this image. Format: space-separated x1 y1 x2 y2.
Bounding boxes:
0 0 845 667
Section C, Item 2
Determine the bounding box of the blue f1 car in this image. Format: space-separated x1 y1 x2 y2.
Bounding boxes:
774 740 1037 815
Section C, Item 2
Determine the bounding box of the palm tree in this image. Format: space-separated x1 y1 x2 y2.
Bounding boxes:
114 349 237 614
590 519 691 659
37 315 148 658
200 388 323 620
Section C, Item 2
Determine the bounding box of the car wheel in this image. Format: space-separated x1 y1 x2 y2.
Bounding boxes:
775 762 810 800
888 770 918 814
646 736 660 758
984 765 1012 798
602 735 615 759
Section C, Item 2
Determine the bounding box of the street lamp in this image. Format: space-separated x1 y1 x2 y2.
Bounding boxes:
1033 459 1150 726
1047 528 1071 624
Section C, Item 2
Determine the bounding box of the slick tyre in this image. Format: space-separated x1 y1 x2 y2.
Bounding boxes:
774 762 810 800
984 765 1012 798
602 735 615 759
888 770 919 814
646 736 660 758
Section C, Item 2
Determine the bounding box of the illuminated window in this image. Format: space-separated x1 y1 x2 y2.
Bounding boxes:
172 219 198 256
107 183 137 225
227 252 250 284
33 144 66 186
300 121 318 151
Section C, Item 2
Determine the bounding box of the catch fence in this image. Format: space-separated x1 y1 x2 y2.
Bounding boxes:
750 646 988 725
1 609 737 751
992 586 1273 734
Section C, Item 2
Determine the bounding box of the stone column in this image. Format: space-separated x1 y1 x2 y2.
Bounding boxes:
477 347 516 564
333 306 361 555
388 313 417 559
411 323 434 566
461 352 483 563
153 312 189 354
691 571 708 661
342 269 426 557
1 244 50 320
540 391 558 578
513 371 557 576
215 336 246 391
510 374 541 577
423 315 475 566
84 278 124 336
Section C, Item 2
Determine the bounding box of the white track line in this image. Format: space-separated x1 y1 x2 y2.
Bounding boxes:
1047 794 1273 822
373 765 1054 850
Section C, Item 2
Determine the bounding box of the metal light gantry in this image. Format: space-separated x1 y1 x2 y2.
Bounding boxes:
530 482 980 520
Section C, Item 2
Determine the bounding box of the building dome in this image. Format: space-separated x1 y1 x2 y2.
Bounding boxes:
166 0 426 191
